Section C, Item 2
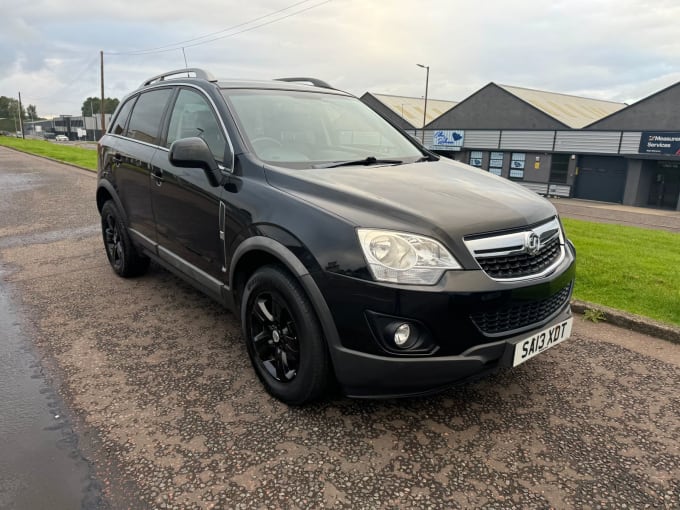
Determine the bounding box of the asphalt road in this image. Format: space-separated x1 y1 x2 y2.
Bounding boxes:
550 198 680 233
0 147 678 510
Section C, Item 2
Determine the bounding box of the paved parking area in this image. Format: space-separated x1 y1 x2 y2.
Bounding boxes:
1 147 679 509
551 198 680 232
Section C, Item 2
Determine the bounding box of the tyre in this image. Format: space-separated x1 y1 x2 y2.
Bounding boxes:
241 265 331 405
100 200 150 277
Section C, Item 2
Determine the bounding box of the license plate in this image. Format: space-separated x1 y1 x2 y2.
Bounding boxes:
513 318 573 367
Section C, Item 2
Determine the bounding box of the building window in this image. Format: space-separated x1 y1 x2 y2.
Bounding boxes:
489 151 503 176
469 151 483 167
509 152 525 179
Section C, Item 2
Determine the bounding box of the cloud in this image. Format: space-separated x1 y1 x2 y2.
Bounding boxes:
2 0 680 118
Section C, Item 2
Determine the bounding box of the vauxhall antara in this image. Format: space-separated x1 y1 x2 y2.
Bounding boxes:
96 69 576 404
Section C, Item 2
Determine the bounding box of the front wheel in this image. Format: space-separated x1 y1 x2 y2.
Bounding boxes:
241 265 331 405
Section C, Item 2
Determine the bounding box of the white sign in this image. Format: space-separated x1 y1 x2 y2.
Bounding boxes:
77 128 86 138
430 130 464 151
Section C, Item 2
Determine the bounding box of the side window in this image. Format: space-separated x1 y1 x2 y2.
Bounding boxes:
126 89 173 145
166 89 226 162
109 97 136 136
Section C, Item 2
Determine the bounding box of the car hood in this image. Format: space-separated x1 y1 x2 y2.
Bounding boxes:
265 158 557 246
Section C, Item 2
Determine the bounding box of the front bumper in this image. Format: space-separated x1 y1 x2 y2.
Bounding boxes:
333 302 572 398
311 242 576 398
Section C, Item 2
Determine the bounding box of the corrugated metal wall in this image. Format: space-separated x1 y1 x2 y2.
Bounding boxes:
463 130 501 149
619 132 642 154
417 129 651 157
421 130 434 147
553 131 621 154
500 130 555 151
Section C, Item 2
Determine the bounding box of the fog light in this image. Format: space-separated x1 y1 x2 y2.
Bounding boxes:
394 323 411 347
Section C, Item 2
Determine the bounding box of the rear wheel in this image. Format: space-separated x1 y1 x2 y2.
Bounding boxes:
101 200 149 277
241 265 330 405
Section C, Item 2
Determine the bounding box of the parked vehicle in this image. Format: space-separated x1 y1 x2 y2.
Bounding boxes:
55 134 69 142
96 69 576 404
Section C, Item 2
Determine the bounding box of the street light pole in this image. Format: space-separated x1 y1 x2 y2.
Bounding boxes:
417 64 429 143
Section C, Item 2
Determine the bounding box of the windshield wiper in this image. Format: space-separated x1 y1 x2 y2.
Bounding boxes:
313 156 403 169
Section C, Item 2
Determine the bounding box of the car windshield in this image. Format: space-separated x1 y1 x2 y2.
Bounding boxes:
222 89 423 168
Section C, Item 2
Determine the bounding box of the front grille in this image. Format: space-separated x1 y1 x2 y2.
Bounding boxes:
464 217 565 281
478 236 561 279
470 283 572 335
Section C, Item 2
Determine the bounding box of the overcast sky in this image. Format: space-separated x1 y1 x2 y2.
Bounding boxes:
2 0 680 118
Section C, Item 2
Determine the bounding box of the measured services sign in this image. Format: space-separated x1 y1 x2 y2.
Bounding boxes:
639 132 680 156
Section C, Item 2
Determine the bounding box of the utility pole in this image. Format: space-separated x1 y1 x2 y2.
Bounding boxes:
17 92 25 139
100 50 106 135
91 100 97 142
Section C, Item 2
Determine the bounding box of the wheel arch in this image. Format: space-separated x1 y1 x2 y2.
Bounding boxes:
229 236 342 350
96 180 128 224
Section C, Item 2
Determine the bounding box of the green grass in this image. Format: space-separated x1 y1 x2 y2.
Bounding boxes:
0 136 97 171
563 218 680 326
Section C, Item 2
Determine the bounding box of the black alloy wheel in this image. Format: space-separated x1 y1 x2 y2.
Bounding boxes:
249 291 300 382
242 265 330 405
103 211 124 272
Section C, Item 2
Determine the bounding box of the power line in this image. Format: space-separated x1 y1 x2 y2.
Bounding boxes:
105 0 328 56
22 55 99 102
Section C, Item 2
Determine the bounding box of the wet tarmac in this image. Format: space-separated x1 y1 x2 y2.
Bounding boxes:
0 275 102 509
0 152 103 509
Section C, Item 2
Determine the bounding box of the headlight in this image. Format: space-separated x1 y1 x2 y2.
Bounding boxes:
357 229 462 285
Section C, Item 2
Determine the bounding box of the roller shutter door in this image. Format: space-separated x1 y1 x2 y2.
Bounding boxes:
574 156 627 203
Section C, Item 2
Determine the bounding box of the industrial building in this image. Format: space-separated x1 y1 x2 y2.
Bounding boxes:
363 81 680 211
360 93 457 130
24 114 111 142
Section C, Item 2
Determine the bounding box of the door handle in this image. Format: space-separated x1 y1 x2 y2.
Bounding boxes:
151 168 164 186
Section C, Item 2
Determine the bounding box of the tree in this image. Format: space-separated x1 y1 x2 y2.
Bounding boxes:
0 96 26 132
26 104 38 120
0 96 25 119
81 97 120 116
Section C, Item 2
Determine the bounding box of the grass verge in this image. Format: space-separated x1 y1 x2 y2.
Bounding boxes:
563 217 680 326
0 137 97 171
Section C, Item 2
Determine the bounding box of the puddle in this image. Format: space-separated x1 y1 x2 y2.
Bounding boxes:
0 273 104 509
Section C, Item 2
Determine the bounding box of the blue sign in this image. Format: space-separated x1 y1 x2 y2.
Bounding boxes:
430 130 464 151
639 132 680 156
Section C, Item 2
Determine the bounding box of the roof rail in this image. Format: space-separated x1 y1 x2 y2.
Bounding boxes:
140 68 217 88
276 77 333 89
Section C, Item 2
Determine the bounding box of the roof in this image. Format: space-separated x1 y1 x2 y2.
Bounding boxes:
367 93 458 128
498 84 626 129
584 80 680 130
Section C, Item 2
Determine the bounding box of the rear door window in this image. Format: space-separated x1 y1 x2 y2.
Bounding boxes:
126 89 173 145
109 96 136 136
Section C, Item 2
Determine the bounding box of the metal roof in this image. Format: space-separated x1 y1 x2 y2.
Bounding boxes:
369 93 458 128
499 84 627 129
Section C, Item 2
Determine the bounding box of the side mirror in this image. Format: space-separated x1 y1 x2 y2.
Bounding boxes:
169 137 223 187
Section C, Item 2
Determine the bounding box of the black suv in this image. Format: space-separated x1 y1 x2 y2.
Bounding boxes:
97 69 576 404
